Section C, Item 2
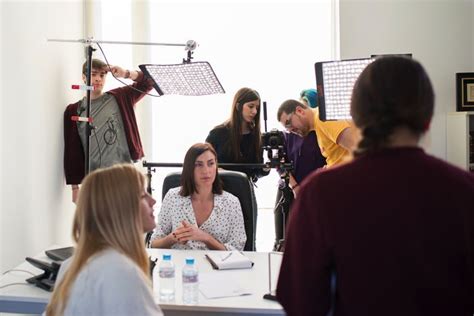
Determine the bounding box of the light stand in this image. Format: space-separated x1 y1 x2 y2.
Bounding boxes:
260 101 293 251
263 252 284 301
84 45 94 175
48 37 206 175
273 169 292 252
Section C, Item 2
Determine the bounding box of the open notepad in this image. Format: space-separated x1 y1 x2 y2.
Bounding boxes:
205 251 254 270
200 273 252 299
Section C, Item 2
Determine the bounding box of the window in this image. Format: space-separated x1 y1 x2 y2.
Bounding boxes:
148 0 335 208
97 0 335 249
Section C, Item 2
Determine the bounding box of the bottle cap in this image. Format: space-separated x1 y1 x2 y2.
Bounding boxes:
163 253 171 261
185 257 195 265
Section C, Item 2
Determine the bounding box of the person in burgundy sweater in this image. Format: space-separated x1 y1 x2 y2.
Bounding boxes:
277 56 474 316
64 59 153 203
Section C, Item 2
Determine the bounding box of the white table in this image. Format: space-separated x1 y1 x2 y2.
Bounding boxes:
0 247 284 315
0 252 52 314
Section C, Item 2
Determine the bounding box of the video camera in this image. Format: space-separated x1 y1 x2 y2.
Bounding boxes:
261 128 293 253
261 129 292 171
262 128 285 149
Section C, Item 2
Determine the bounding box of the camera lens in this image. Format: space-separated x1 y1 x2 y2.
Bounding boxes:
269 136 279 147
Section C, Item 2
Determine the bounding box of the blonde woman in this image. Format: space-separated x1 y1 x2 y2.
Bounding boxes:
46 164 162 316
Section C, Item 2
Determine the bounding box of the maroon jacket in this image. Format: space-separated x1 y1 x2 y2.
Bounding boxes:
277 147 474 316
63 72 153 185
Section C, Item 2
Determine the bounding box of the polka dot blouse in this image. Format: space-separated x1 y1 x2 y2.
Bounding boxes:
151 187 246 251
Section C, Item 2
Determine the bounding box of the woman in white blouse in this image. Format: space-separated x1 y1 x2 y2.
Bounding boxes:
46 164 162 316
151 143 246 251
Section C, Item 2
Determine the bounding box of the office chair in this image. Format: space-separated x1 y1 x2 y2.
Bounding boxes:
161 170 257 251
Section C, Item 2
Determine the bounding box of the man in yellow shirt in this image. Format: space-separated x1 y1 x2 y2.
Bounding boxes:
277 99 358 166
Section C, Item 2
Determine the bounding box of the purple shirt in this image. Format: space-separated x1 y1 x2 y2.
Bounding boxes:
283 131 326 183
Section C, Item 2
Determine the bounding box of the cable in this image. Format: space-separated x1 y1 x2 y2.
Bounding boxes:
2 269 36 276
96 42 161 98
92 125 102 168
0 282 31 289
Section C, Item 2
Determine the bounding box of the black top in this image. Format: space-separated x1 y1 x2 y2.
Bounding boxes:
206 124 269 182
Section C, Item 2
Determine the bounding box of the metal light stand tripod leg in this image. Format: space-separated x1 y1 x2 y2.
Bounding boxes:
144 165 156 247
273 173 293 252
83 44 95 176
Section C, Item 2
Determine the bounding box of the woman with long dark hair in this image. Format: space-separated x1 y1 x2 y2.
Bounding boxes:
206 87 269 182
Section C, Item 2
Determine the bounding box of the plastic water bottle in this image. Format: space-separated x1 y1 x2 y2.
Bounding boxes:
158 253 175 301
182 257 199 304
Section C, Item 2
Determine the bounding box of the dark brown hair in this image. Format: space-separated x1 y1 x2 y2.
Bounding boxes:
180 143 223 196
351 56 434 156
82 59 107 75
277 99 308 121
221 87 262 161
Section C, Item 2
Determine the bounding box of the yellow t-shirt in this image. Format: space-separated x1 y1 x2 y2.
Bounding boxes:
312 108 352 166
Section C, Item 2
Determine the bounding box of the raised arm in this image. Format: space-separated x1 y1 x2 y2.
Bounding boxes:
107 65 154 107
107 65 139 81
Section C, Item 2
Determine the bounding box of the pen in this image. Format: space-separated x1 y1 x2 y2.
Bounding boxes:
221 252 233 261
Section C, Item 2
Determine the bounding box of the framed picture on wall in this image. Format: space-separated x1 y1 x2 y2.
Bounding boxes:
456 72 474 111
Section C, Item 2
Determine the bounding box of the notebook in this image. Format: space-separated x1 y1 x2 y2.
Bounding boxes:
205 251 254 270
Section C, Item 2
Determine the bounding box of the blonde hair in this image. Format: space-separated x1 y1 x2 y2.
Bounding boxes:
46 164 149 316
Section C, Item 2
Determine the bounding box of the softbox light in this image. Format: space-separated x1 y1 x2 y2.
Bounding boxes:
139 62 225 96
315 58 374 121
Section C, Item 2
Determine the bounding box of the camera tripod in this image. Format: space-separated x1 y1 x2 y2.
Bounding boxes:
273 170 293 252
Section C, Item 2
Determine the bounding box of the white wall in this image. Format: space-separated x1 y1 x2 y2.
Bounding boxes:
339 0 474 159
0 1 83 272
0 1 3 267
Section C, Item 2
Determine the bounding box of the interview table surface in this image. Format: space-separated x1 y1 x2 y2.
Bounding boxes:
0 247 284 315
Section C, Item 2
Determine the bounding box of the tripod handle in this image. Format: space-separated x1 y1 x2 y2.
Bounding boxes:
263 101 268 132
